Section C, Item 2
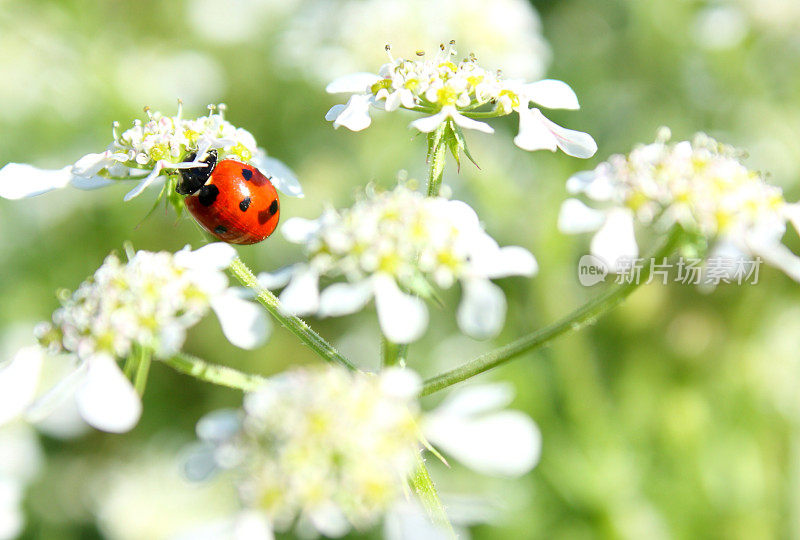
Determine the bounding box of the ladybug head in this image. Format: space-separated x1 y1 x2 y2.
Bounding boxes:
176 150 218 195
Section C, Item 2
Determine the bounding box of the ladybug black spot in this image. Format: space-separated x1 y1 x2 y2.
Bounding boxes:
257 198 280 225
269 199 279 215
239 196 251 212
198 184 220 206
177 150 217 195
241 168 253 181
214 225 227 234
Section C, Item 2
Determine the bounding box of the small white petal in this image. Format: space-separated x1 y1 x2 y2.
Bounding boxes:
513 108 558 152
317 281 375 317
233 511 274 540
523 79 580 110
485 246 538 278
251 154 303 198
75 355 141 433
536 110 597 158
175 243 237 271
256 266 296 290
123 162 164 201
307 504 350 538
373 274 429 344
72 152 112 177
325 104 346 122
409 110 449 133
0 347 43 426
558 198 607 234
281 217 321 244
68 175 114 190
25 363 88 423
0 164 73 199
451 110 495 134
433 383 515 417
328 95 373 131
590 208 639 271
748 240 800 282
325 72 381 94
457 279 507 340
279 266 320 316
424 411 541 477
211 292 271 349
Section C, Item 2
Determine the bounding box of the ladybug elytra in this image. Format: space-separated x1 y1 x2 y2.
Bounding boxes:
178 150 280 245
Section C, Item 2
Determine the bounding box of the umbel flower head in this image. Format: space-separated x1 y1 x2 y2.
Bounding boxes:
186 366 541 538
325 42 597 159
558 129 800 278
263 183 537 343
0 244 269 433
0 102 302 204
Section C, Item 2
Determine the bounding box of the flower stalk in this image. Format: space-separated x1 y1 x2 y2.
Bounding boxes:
410 453 456 539
163 353 266 392
426 125 448 197
421 227 684 396
228 257 358 371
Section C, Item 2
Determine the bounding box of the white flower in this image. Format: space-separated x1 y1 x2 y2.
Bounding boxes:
0 244 269 433
186 366 540 538
0 103 303 202
262 184 537 343
326 43 596 157
558 130 800 278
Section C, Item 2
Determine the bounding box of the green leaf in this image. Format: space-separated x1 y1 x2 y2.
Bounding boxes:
453 124 480 169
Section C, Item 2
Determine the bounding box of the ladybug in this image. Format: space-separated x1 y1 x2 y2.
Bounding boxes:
177 150 280 245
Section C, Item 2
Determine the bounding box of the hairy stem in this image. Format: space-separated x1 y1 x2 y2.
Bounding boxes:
421 228 684 396
163 353 267 391
134 349 151 396
381 337 407 367
228 257 357 371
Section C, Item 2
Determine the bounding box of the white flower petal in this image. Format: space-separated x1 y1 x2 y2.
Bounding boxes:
325 73 381 94
281 217 322 244
380 368 422 400
0 347 43 426
384 501 453 540
481 246 538 278
537 109 597 158
250 152 303 198
123 162 164 201
279 266 320 316
317 281 375 317
748 239 800 282
68 175 114 190
256 266 296 290
590 208 639 271
451 110 495 134
72 152 113 177
75 355 141 433
25 362 88 423
211 292 271 349
373 274 429 344
0 164 73 199
513 107 558 152
424 411 541 477
325 104 345 122
434 383 516 417
307 504 350 538
558 198 607 234
175 243 237 271
523 79 580 110
409 111 449 133
328 95 373 131
457 279 507 340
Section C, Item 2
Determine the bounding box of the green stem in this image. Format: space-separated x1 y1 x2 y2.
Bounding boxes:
228 257 358 371
134 349 151 396
163 353 267 391
421 228 684 396
461 110 505 119
426 127 448 197
410 453 456 538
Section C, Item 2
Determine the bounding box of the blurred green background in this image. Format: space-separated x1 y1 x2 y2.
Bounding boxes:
2 0 800 538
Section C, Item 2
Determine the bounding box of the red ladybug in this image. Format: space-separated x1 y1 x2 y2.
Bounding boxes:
177 150 280 245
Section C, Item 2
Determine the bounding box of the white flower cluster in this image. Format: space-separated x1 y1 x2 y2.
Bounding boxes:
326 43 596 158
266 184 537 343
188 366 541 538
39 244 266 360
0 245 268 434
195 367 422 537
559 129 800 278
0 104 303 203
